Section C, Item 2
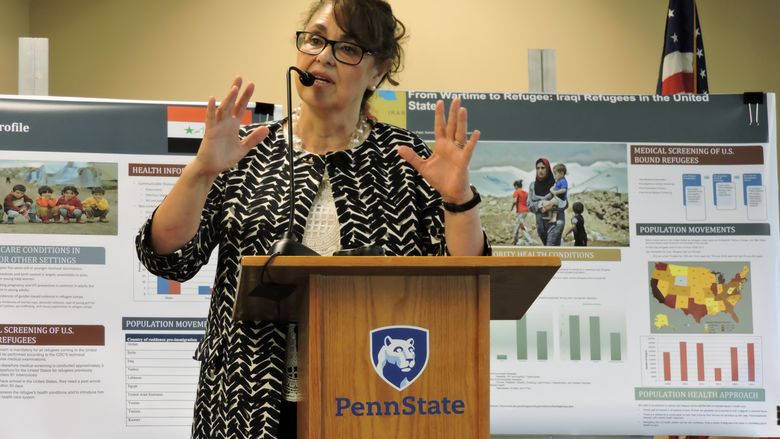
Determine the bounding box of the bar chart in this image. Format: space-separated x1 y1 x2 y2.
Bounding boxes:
491 309 626 362
560 313 626 362
640 335 763 386
156 277 213 296
134 259 216 302
491 312 554 361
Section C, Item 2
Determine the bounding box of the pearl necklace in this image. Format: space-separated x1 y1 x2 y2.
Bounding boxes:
290 107 370 152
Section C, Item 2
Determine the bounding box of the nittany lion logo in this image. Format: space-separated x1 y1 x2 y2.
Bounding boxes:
370 326 429 391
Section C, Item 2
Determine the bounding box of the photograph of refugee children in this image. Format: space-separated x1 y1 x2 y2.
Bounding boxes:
469 142 628 247
0 160 118 235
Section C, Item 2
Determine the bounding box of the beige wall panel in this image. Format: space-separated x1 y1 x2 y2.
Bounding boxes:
20 0 780 104
0 0 30 94
28 0 308 102
697 0 780 94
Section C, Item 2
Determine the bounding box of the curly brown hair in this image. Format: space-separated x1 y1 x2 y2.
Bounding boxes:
302 0 407 111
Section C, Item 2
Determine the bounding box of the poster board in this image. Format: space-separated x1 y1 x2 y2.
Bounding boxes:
0 92 778 437
370 90 779 436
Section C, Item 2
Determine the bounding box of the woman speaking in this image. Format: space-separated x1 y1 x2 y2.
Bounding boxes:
136 0 488 436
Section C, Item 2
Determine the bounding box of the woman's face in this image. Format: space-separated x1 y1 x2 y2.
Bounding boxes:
536 162 548 179
296 3 385 114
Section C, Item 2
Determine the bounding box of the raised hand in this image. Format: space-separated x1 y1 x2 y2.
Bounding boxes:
396 98 481 204
192 76 270 178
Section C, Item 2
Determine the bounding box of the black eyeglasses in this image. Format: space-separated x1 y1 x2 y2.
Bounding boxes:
296 31 375 66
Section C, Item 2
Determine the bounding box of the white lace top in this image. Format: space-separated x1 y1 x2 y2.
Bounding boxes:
283 168 342 402
301 169 342 256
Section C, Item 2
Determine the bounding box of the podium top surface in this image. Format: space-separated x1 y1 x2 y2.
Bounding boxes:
242 255 559 271
239 256 560 320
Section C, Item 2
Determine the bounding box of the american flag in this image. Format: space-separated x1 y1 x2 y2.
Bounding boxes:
656 0 709 95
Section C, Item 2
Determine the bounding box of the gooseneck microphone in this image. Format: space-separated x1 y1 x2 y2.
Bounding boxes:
251 67 319 307
293 66 316 87
266 66 320 256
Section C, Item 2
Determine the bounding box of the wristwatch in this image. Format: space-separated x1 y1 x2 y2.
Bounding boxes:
442 185 481 213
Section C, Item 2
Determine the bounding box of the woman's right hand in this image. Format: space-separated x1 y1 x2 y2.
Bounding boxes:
148 76 270 254
191 76 270 178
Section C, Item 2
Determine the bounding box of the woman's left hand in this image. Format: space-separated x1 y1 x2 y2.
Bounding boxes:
397 98 480 204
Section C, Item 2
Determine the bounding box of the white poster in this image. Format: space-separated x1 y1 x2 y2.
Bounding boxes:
1 93 778 438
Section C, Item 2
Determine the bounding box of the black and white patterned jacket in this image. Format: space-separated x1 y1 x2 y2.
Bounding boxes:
135 120 487 437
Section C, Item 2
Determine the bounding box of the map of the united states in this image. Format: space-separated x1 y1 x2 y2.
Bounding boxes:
650 262 749 323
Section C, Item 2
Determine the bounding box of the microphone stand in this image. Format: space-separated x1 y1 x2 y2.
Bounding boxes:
250 67 319 309
267 66 319 257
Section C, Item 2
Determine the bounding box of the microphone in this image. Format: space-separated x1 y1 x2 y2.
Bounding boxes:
266 67 320 257
294 67 316 87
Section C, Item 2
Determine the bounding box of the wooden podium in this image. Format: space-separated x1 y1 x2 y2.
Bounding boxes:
235 256 559 438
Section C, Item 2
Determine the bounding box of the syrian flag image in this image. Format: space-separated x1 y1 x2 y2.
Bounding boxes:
167 105 252 153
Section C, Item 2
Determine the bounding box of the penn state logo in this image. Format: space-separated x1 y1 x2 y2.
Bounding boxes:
370 325 429 391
